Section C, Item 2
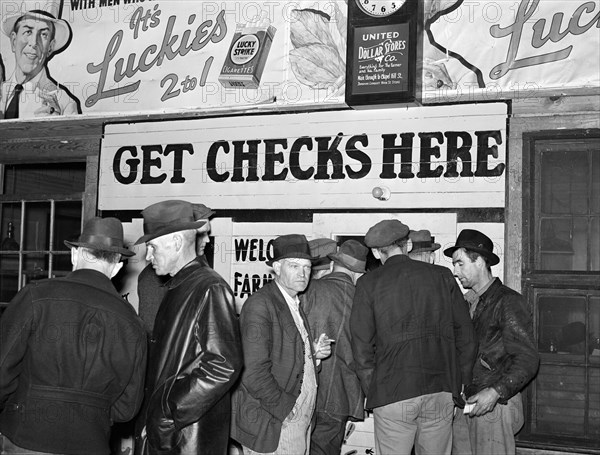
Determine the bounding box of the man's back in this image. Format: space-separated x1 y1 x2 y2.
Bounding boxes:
350 255 475 409
0 269 147 455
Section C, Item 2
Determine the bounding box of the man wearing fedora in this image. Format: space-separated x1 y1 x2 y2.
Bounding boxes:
231 234 333 455
1 3 79 119
0 217 147 455
308 238 337 280
350 220 476 455
303 239 368 455
133 200 242 455
136 203 215 334
408 229 441 264
445 229 539 454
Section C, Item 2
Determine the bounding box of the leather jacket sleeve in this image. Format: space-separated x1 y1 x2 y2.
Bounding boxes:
166 284 242 430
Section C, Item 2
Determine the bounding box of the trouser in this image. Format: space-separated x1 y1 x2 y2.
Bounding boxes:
373 391 454 455
452 393 524 455
309 411 346 455
0 434 59 455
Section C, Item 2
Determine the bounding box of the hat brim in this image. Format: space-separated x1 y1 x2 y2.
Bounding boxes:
411 243 441 253
266 252 316 267
64 240 135 258
3 12 71 52
328 252 366 273
443 245 499 266
134 220 207 245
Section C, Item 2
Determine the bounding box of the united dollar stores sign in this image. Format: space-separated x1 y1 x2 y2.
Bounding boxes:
99 103 508 210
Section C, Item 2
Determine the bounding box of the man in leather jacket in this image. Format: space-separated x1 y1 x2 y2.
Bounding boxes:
133 200 243 455
0 217 146 455
445 229 539 455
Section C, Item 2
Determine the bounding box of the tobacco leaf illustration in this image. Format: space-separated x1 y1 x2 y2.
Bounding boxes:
290 44 345 89
289 6 347 91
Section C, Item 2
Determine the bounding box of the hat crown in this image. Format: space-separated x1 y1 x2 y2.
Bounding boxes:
64 217 133 257
365 219 410 248
336 240 368 262
455 229 493 251
135 200 207 245
267 234 313 266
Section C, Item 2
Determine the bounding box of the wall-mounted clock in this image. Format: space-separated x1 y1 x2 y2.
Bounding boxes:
355 0 407 18
346 0 418 108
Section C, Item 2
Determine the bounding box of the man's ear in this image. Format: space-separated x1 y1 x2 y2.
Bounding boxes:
371 248 381 260
110 261 124 279
272 261 281 277
70 247 78 268
10 32 17 52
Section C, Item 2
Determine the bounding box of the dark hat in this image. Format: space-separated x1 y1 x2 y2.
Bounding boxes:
192 203 215 220
443 229 500 266
409 230 441 253
329 240 368 273
267 234 314 266
64 217 134 257
309 238 337 270
364 219 410 248
135 200 207 245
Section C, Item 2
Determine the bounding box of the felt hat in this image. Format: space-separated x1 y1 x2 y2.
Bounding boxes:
266 234 314 266
443 229 500 266
64 217 134 257
2 1 71 53
364 219 410 248
135 200 207 245
309 238 337 270
409 230 441 253
329 239 368 273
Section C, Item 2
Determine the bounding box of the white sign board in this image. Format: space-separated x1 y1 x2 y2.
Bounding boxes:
99 103 507 210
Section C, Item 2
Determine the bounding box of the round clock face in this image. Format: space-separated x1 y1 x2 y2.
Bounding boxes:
355 0 406 17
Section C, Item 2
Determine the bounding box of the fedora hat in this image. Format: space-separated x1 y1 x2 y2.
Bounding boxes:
3 1 71 52
192 203 215 220
329 239 368 273
409 230 441 253
135 200 206 245
64 217 134 257
309 238 337 271
266 234 315 266
444 229 500 266
364 219 410 248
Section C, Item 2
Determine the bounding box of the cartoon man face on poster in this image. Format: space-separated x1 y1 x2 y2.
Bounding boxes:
0 0 80 119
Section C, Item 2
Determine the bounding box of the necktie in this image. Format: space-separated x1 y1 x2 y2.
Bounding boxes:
4 84 24 119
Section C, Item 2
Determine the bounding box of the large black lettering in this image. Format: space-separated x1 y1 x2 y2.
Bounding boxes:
113 146 139 184
444 132 474 178
232 140 260 182
475 131 505 177
345 135 371 179
380 133 415 179
263 139 289 181
417 132 444 179
289 137 314 180
235 238 250 261
315 134 346 180
140 145 167 184
163 143 194 183
207 141 230 182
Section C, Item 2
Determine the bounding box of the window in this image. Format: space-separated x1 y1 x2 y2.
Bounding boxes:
521 131 600 451
0 163 86 313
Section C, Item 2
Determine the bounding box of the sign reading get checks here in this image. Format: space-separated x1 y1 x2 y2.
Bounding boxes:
99 103 507 210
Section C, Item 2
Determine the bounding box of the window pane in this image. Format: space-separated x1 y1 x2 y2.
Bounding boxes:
590 368 600 437
592 217 600 271
538 295 586 354
22 253 49 284
23 202 50 251
2 163 85 195
540 150 588 215
0 256 19 304
1 203 22 251
54 201 83 250
536 365 586 436
591 298 600 362
592 149 600 215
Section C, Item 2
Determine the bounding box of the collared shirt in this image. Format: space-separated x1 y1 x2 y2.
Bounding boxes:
465 277 495 318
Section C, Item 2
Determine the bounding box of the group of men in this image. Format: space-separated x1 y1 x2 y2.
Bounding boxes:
0 198 539 455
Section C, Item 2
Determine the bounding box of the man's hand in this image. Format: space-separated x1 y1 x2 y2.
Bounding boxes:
313 333 334 360
465 387 500 417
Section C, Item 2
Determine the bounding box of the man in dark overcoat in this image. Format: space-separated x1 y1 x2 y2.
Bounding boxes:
350 219 477 455
133 200 243 455
0 217 147 455
303 239 368 455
